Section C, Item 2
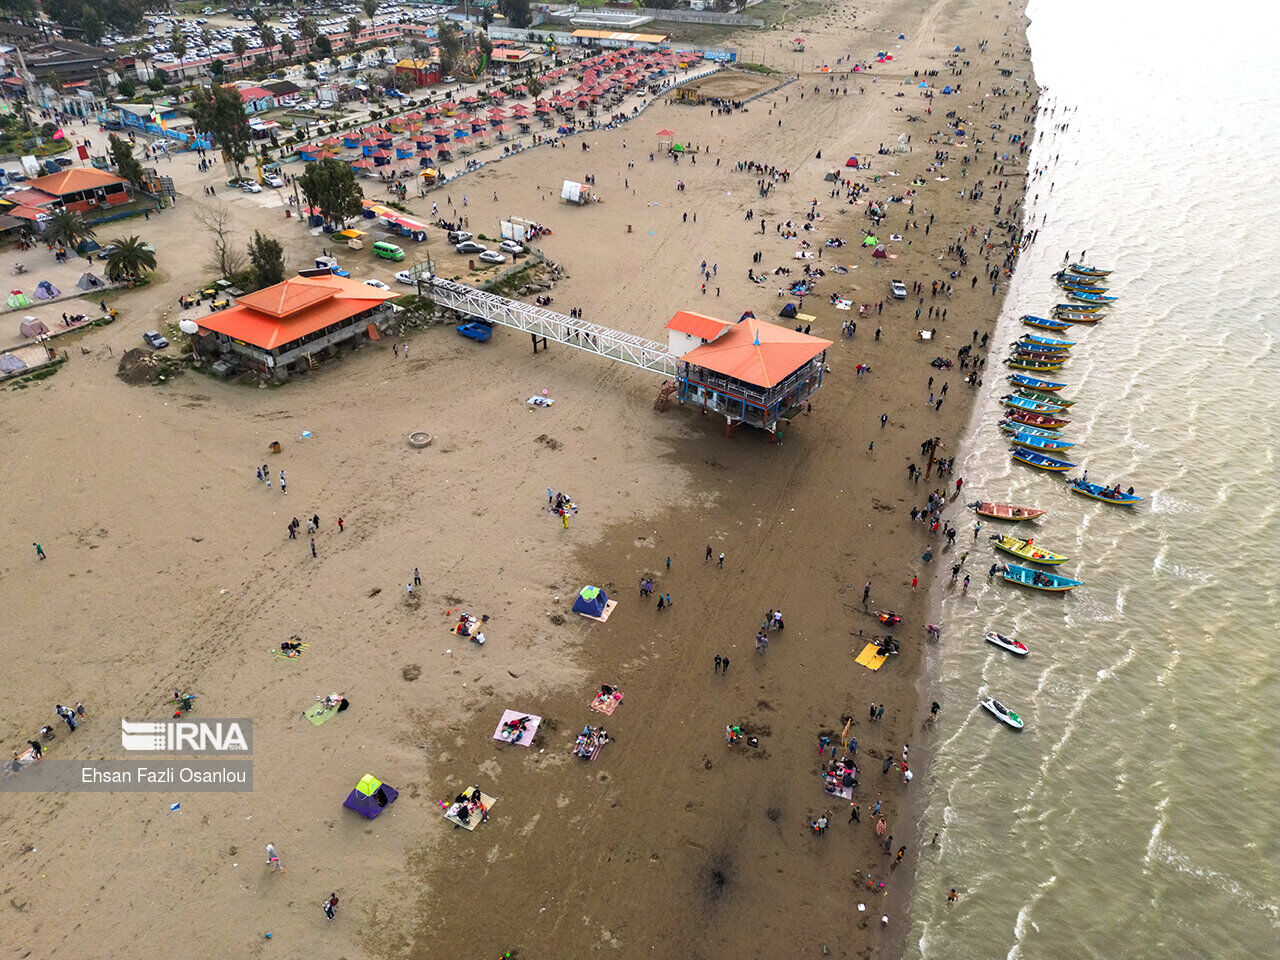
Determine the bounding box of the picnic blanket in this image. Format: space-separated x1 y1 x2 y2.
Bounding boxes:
590 690 624 716
793 251 815 259
492 709 541 747
577 599 617 623
305 699 343 726
276 642 309 660
527 396 555 407
450 616 480 637
855 643 889 670
444 788 496 831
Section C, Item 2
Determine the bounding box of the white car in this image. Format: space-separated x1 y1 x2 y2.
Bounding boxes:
364 279 391 290
890 278 908 299
241 181 262 193
394 270 418 286
262 173 284 188
478 250 507 265
499 239 524 255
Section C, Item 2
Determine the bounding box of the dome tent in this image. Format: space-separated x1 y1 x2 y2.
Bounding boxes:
343 774 399 819
572 585 615 621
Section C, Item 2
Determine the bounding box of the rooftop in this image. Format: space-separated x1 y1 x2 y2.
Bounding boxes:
197 275 398 350
24 168 128 196
666 310 730 342
679 315 831 388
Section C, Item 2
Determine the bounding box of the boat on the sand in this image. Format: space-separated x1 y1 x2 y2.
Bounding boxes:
1010 447 1076 471
969 501 1045 521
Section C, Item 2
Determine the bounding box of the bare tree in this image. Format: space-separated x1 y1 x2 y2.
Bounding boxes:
193 202 247 277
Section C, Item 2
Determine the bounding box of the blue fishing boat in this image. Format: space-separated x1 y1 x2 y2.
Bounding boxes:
1011 343 1070 359
998 419 1063 438
1067 477 1144 505
1055 302 1103 313
1009 431 1076 452
1021 315 1074 331
1013 388 1076 407
1010 447 1076 471
1000 563 1083 592
1068 263 1112 277
1003 394 1069 415
1051 269 1104 286
1068 290 1118 303
1054 309 1107 323
1008 373 1068 391
1020 334 1076 348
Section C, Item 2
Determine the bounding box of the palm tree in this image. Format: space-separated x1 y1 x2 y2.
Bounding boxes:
232 35 247 76
104 236 157 283
43 208 96 258
279 34 296 66
260 24 277 72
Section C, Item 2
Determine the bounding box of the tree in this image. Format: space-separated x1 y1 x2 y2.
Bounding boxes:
260 24 277 70
361 0 379 22
346 16 361 49
247 232 286 288
104 236 157 282
116 77 136 98
279 33 296 63
170 23 187 75
315 34 333 59
499 0 532 29
298 16 318 48
438 22 462 77
187 85 252 174
108 134 146 190
43 208 96 259
476 29 493 62
193 202 246 277
232 34 247 75
299 157 364 229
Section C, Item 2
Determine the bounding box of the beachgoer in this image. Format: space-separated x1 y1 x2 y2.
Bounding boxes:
323 893 338 921
267 843 284 872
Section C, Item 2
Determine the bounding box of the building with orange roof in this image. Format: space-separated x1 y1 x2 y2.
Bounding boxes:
193 275 399 379
674 312 831 438
20 168 130 215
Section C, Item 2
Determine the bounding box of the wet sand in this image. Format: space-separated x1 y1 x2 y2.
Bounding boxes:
0 0 1035 956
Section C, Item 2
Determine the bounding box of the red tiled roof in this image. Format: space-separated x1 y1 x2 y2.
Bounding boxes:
196 276 397 350
2 188 58 208
666 310 729 342
679 316 831 388
24 168 127 196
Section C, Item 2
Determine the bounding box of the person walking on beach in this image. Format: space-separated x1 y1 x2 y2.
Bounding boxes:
882 756 894 775
714 654 722 674
337 517 344 532
948 888 958 904
876 704 885 722
323 893 338 921
706 545 713 561
33 542 45 560
310 538 317 558
413 568 421 587
721 656 729 673
870 703 877 721
718 552 725 568
863 581 872 605
266 843 285 872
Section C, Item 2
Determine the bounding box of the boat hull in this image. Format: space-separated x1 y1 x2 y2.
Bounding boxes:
1022 316 1074 331
1069 263 1112 277
1007 410 1070 428
970 501 1045 521
1010 448 1076 471
1009 432 1075 452
1008 374 1067 391
992 535 1069 564
999 420 1063 438
1000 562 1083 591
985 631 1029 655
1003 395 1070 415
1069 479 1144 505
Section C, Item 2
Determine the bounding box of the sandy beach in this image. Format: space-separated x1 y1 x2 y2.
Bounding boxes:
0 0 1038 956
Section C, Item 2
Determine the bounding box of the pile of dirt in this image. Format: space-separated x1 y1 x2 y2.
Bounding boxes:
117 348 178 386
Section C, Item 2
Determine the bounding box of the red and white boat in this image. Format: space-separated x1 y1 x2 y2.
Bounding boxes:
985 631 1029 656
970 501 1046 521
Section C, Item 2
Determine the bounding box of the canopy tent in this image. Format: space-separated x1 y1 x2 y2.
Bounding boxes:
34 280 60 299
77 271 105 290
343 774 399 819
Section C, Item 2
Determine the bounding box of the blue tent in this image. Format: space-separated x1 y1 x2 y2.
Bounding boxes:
343 774 399 819
918 81 928 88
572 586 609 618
943 85 953 94
779 302 798 319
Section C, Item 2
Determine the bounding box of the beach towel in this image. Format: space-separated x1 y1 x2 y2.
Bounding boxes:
526 396 554 407
793 251 815 259
444 788 496 831
855 643 889 671
276 642 309 660
304 699 342 726
590 691 624 716
492 709 541 747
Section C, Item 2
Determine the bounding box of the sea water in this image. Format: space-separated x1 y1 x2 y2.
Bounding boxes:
906 2 1280 957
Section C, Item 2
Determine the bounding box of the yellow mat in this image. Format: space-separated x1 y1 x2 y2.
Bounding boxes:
855 643 888 671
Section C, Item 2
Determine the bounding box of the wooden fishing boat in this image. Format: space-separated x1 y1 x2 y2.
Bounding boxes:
1009 430 1076 452
1059 276 1109 291
1010 348 1070 364
1011 340 1070 355
1010 447 1076 471
991 534 1069 565
1021 315 1074 332
1006 357 1066 372
1068 478 1144 505
1055 302 1103 313
1008 373 1067 391
1055 310 1106 323
1006 409 1070 428
1052 270 1104 286
1000 563 1083 592
1068 262 1112 277
1068 290 1117 303
970 501 1045 521
1002 394 1069 415
998 419 1063 438
1020 334 1076 349
1013 387 1076 407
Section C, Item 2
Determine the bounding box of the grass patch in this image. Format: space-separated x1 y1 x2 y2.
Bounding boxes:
736 62 781 74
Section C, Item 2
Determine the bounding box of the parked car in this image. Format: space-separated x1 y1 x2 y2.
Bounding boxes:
262 172 284 188
142 330 169 349
478 250 506 265
455 240 487 254
499 239 524 255
241 181 262 193
394 270 418 286
456 322 492 343
890 278 908 299
363 278 391 290
96 244 119 260
447 230 472 244
54 156 74 168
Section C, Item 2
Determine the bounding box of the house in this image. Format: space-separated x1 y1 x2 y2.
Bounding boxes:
231 85 278 114
19 168 130 215
192 275 399 380
674 312 831 438
13 39 116 84
395 58 440 88
665 310 730 357
262 80 303 102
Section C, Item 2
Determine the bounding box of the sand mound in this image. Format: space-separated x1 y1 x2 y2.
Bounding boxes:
117 348 178 386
